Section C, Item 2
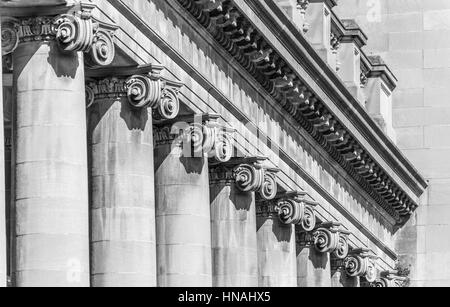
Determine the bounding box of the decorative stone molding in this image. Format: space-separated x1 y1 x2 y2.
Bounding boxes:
0 3 117 67
361 54 398 92
175 0 421 226
330 31 341 70
257 191 317 224
209 156 281 199
85 65 183 120
373 270 408 288
153 114 235 163
344 248 378 283
298 221 350 259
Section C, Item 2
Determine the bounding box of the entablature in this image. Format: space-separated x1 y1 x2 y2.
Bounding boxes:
174 0 426 227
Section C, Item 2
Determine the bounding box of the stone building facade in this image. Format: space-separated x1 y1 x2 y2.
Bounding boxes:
0 0 427 287
336 0 450 288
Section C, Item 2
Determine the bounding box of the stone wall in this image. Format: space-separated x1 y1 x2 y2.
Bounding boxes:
336 0 450 286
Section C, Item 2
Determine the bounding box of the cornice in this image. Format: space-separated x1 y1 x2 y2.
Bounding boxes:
361 54 398 92
174 0 426 226
340 19 368 48
331 16 368 49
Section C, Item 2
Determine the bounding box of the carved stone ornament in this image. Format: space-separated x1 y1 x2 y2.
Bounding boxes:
85 66 183 120
298 221 350 258
344 248 378 283
0 4 117 67
257 191 317 225
209 157 282 199
153 114 235 163
373 270 408 288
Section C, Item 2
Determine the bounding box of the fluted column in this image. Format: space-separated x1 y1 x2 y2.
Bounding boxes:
86 66 182 287
0 17 7 287
154 114 234 287
2 4 116 286
210 157 268 287
297 221 349 287
257 191 317 287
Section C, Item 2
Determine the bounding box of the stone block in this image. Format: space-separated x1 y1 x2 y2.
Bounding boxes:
424 9 450 31
395 126 424 149
393 88 424 108
424 125 450 148
424 87 450 107
428 179 450 205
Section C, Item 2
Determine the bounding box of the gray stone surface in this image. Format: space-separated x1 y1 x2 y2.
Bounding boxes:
154 142 212 287
256 216 297 287
0 19 6 288
210 183 258 287
88 94 157 287
336 0 450 287
296 246 332 287
12 40 89 287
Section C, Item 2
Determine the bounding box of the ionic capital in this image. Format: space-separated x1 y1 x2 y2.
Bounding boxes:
257 191 316 226
209 157 280 199
344 248 378 283
1 3 117 67
373 270 408 288
86 65 183 119
153 114 235 163
298 221 350 258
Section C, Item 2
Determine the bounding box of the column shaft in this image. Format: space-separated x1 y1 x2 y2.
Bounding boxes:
0 19 7 287
13 40 89 286
88 94 157 286
297 246 331 287
155 137 212 287
257 217 297 287
210 183 258 287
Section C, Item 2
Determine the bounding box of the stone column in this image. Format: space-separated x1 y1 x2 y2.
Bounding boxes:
154 114 234 287
297 245 331 287
210 157 269 287
86 66 182 287
2 5 116 286
297 221 348 287
257 191 317 287
0 18 6 287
